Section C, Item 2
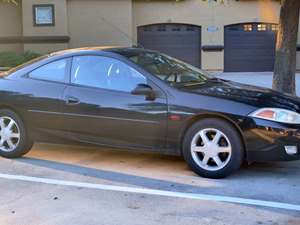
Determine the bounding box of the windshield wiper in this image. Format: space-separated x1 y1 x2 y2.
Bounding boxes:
171 80 206 87
209 77 224 82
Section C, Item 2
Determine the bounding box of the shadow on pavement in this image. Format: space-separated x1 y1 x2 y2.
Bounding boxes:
11 156 300 215
17 157 211 193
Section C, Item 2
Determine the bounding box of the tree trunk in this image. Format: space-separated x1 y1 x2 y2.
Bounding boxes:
272 0 300 95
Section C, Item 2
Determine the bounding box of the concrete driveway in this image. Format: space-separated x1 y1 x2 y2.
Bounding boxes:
216 72 300 96
0 143 299 225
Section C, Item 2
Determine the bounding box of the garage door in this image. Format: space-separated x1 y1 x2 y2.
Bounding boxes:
224 23 278 72
138 24 201 68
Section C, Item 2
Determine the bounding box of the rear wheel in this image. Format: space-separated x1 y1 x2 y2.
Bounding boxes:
0 109 33 158
183 118 244 179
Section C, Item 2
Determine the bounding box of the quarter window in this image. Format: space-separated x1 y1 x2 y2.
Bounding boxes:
28 59 67 82
71 56 146 92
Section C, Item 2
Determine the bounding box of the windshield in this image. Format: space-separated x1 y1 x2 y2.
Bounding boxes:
121 51 212 86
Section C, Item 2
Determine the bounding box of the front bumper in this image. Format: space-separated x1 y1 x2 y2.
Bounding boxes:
243 118 300 162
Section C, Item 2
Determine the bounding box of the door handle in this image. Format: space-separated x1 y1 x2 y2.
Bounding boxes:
66 96 80 105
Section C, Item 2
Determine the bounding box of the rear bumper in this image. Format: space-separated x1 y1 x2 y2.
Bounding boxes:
244 118 300 162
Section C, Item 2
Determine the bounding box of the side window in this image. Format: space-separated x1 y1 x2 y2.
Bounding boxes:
29 59 67 82
71 56 146 92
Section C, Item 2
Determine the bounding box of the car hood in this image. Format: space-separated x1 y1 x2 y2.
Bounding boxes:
178 79 300 112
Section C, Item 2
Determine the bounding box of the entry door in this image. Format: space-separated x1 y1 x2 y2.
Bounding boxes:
62 55 168 150
24 58 70 134
138 24 202 68
224 23 277 72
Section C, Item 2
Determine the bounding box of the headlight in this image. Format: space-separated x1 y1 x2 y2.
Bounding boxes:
249 108 300 124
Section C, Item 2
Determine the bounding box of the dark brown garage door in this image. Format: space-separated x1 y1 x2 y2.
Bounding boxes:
138 24 201 68
224 23 278 72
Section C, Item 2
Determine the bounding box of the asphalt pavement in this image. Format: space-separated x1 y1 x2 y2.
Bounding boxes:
0 143 299 225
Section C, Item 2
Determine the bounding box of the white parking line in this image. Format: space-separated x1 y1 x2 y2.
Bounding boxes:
0 173 300 212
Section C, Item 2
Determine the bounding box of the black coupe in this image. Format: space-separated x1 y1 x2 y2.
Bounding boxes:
0 47 299 178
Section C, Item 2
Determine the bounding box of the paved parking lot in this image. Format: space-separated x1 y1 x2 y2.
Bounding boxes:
0 143 300 225
1 73 300 225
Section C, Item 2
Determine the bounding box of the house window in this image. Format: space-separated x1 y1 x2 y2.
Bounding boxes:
143 27 152 32
172 26 181 31
33 4 55 26
243 24 252 32
157 25 166 32
186 26 195 31
257 24 267 31
271 24 279 31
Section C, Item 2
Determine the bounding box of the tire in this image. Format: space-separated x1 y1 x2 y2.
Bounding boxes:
182 118 244 179
0 109 33 158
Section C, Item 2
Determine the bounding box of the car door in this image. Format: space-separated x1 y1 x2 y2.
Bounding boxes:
62 55 168 150
22 58 70 136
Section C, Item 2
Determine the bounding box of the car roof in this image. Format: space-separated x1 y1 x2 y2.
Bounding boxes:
9 46 156 75
49 46 151 57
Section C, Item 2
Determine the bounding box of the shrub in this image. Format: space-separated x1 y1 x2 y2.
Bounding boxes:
0 51 42 68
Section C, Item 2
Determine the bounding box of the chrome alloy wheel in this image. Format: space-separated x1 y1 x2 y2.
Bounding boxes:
191 128 232 171
0 116 20 152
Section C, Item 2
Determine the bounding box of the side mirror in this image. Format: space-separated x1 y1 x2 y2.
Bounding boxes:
131 84 156 101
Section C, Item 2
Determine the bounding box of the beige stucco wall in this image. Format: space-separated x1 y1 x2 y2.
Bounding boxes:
0 2 23 52
0 0 299 71
133 0 281 70
22 0 69 53
0 44 22 53
67 0 132 48
24 43 69 54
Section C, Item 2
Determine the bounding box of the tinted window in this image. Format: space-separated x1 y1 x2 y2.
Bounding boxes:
118 51 210 86
6 55 49 75
71 56 146 92
29 59 67 82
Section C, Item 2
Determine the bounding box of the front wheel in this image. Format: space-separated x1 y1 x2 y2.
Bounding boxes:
0 109 33 158
183 118 244 179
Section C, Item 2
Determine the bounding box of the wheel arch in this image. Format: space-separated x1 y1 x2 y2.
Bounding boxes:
180 113 247 158
0 104 29 133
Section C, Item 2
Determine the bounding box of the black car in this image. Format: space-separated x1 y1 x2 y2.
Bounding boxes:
0 47 299 178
